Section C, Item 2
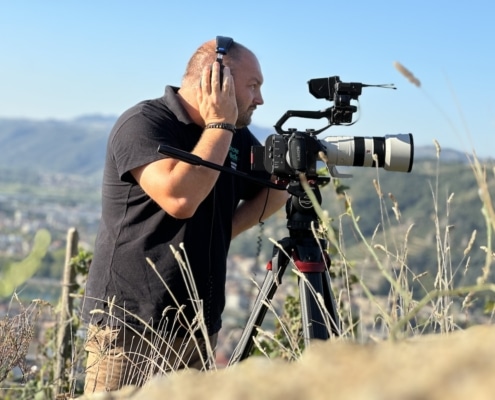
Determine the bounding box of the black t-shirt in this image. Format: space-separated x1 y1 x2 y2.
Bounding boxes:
82 86 269 335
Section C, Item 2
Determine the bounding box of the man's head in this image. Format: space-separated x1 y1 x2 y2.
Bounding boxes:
180 38 264 128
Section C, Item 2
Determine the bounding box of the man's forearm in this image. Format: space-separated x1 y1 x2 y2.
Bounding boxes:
231 187 288 239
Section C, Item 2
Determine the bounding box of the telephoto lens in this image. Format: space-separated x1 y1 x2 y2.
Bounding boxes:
322 133 414 172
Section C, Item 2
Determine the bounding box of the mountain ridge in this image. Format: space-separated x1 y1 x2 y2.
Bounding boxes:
0 115 477 176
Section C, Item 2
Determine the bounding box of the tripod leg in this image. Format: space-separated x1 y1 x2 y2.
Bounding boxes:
299 268 341 345
228 239 291 365
299 272 330 346
321 269 341 336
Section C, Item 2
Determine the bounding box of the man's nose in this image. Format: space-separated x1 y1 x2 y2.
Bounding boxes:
255 91 264 105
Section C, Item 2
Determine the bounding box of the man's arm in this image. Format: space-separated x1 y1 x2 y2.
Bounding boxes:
131 128 233 219
131 63 237 219
231 183 288 239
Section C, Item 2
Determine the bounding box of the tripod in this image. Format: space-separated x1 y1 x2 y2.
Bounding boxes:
156 145 341 365
228 179 341 365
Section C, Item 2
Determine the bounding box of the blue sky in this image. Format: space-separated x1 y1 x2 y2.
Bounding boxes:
1 1 494 157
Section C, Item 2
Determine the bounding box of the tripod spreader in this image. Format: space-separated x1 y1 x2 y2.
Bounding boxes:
290 246 329 273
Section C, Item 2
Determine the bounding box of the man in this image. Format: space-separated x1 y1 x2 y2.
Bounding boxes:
82 37 287 393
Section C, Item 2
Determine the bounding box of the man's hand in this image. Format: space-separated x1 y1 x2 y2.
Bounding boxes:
198 62 238 126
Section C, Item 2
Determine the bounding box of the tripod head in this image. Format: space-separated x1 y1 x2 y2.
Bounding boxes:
282 179 330 271
285 179 323 234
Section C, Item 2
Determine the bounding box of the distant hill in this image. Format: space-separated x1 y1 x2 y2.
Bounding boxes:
0 115 481 177
0 116 276 177
413 145 472 163
0 115 115 177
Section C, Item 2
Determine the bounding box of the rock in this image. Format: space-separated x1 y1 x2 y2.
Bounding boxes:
80 324 495 399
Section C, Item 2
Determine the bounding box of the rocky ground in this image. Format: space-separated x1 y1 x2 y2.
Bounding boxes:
80 324 495 400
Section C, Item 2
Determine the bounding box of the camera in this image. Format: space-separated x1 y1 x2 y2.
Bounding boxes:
251 76 414 180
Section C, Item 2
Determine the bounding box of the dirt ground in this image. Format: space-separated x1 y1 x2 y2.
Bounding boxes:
81 324 495 400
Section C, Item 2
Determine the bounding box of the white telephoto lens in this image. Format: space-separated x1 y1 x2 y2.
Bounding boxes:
322 133 413 172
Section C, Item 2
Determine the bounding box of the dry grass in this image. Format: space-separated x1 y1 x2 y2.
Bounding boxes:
0 295 50 383
2 153 494 396
1 63 494 397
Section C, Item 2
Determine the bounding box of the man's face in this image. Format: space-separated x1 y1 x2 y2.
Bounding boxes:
231 53 264 128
